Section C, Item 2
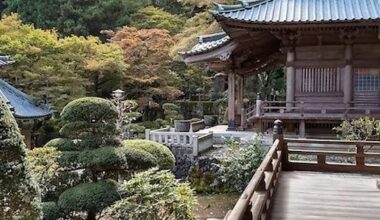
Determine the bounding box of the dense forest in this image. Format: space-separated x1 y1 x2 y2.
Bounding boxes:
0 0 237 112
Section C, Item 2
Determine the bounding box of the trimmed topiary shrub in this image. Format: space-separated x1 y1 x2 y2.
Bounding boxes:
0 97 41 219
78 147 127 172
120 147 158 170
123 140 175 170
42 202 62 220
45 138 77 151
58 180 119 216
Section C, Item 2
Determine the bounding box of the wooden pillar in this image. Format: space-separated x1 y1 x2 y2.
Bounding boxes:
237 75 245 129
344 43 353 104
228 72 236 130
286 48 296 110
21 128 32 149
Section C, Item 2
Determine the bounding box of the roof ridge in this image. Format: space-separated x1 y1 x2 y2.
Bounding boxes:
213 0 270 13
0 79 32 103
198 32 227 43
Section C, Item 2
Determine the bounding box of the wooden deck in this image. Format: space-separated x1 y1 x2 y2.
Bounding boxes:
271 171 380 220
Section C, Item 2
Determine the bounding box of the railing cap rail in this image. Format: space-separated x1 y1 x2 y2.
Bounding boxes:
285 138 380 145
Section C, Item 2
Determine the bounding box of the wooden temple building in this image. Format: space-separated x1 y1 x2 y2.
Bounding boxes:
181 0 380 137
0 56 52 148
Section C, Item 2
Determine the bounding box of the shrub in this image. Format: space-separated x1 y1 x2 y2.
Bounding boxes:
61 97 118 123
42 202 62 220
78 147 127 172
123 140 175 170
334 117 380 140
105 169 197 220
58 180 119 215
0 97 41 219
27 147 62 197
45 138 77 151
220 137 265 192
121 147 158 170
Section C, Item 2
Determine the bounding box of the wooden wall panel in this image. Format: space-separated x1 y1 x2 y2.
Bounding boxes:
353 44 380 60
296 46 345 61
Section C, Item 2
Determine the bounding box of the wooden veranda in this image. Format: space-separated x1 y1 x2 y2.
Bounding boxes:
225 120 380 220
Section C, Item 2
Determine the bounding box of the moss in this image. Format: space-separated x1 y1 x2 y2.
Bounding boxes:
123 140 175 170
58 180 119 214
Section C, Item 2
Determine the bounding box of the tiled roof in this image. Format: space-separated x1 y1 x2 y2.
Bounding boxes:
0 79 52 119
213 0 380 24
0 55 15 66
180 32 231 56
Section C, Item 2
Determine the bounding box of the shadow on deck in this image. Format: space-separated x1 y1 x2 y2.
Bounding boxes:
225 120 380 220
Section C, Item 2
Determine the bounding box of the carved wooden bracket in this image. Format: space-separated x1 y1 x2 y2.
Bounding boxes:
339 28 359 45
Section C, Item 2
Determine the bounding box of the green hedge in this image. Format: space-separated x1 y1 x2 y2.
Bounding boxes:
58 180 119 214
123 140 175 170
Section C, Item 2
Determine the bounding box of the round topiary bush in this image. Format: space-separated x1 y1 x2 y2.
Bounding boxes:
123 140 175 170
120 147 158 170
61 97 118 123
78 147 127 172
58 180 119 216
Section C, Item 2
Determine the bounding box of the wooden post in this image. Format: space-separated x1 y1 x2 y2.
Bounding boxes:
237 75 244 129
273 120 284 144
256 93 262 117
21 128 32 149
344 43 353 104
228 72 236 130
286 48 296 110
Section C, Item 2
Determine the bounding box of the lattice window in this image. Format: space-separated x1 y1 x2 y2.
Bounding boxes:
354 68 380 92
298 68 341 93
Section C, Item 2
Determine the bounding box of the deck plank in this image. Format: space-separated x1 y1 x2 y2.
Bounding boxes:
270 171 380 220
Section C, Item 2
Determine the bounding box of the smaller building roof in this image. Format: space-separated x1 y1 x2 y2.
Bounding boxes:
179 32 231 57
0 79 52 119
0 55 15 66
213 0 380 24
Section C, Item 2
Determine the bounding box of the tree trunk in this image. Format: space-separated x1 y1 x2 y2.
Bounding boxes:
87 210 96 220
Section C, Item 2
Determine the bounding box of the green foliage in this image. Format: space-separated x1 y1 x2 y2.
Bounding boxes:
0 15 126 111
334 117 380 141
0 97 41 219
220 137 265 192
5 0 151 37
132 6 185 34
27 147 62 198
255 67 286 100
105 168 197 220
42 202 62 220
78 147 127 172
120 147 158 170
45 138 77 151
58 180 119 214
123 140 176 170
163 102 183 121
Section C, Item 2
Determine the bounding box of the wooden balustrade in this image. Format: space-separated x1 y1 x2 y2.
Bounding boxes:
225 120 284 220
224 120 380 220
284 138 380 174
243 100 380 121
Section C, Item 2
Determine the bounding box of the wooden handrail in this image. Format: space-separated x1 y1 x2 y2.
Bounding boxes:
225 139 282 220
